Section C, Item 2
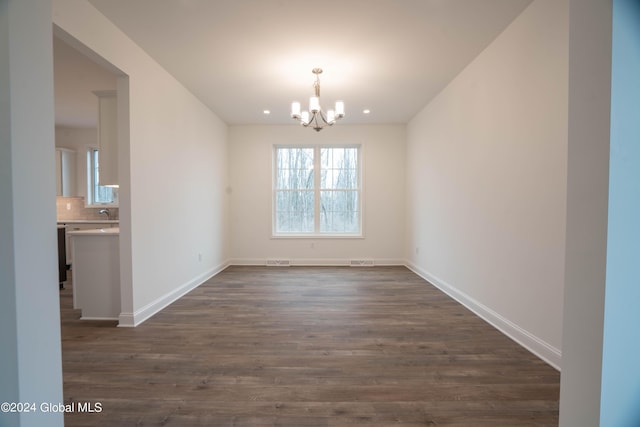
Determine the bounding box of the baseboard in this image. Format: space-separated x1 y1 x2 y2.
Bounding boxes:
117 312 134 327
229 258 405 266
406 262 561 371
80 316 119 321
117 260 230 327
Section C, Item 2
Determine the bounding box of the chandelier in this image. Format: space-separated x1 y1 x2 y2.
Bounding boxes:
290 68 344 132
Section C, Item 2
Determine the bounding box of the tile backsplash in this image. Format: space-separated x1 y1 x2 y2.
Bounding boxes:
56 196 119 221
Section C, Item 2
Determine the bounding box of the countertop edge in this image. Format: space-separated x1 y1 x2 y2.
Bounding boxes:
57 220 119 224
67 227 120 236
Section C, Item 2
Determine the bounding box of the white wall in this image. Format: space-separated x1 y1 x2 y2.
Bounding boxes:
0 1 64 426
559 0 612 424
53 0 230 326
229 125 405 265
405 0 568 368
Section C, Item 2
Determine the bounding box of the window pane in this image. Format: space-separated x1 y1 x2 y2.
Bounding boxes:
275 190 314 233
90 149 116 205
320 190 359 233
320 147 358 190
274 147 315 233
276 148 314 190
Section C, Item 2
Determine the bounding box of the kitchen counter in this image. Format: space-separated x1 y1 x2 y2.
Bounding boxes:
58 221 119 264
67 227 120 236
57 219 119 224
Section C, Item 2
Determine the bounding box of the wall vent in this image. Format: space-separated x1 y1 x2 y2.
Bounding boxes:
350 259 375 267
266 259 291 267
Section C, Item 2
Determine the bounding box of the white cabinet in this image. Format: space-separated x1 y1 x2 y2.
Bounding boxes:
69 228 120 321
55 148 77 196
58 221 119 264
93 90 118 186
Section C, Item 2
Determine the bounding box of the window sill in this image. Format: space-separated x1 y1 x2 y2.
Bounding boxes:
271 234 364 239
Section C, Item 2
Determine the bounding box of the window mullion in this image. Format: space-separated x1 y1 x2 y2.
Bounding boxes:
314 146 321 233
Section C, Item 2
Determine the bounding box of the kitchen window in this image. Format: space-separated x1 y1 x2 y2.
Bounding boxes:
273 145 361 236
87 148 118 205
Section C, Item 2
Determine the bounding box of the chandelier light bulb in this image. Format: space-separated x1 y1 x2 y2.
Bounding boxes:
301 111 310 125
309 96 320 113
335 101 345 118
291 101 301 119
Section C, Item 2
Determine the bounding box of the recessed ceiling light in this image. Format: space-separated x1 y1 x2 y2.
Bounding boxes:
363 109 371 114
263 110 271 115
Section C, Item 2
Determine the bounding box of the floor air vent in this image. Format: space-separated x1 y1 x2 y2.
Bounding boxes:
266 259 291 267
350 259 375 267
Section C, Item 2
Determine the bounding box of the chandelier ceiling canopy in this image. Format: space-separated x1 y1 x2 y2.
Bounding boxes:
290 68 344 132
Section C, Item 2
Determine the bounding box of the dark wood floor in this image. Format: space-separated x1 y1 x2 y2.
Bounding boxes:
60 266 559 426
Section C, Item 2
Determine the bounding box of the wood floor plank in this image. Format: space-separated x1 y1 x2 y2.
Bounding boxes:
60 266 559 426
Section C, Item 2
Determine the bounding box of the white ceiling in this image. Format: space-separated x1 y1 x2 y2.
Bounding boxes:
55 0 532 127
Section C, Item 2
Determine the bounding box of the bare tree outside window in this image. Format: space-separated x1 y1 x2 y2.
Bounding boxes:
274 145 361 235
275 147 314 232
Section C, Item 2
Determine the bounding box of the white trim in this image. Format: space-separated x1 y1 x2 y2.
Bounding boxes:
272 144 363 236
405 261 561 370
350 259 375 267
80 316 119 321
229 258 404 267
229 258 271 266
117 260 230 327
270 234 364 239
266 258 291 267
117 312 135 327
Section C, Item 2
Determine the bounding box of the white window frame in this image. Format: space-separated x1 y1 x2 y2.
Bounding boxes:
86 147 118 207
272 144 363 238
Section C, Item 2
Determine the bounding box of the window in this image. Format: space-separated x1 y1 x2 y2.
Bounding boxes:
273 145 361 236
87 148 118 205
